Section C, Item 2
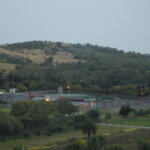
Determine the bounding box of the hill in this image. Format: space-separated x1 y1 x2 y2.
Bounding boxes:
0 41 150 96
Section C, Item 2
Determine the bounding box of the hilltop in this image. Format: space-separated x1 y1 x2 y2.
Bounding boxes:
0 41 150 96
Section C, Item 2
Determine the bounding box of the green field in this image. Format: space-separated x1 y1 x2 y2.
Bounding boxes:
102 114 150 127
0 107 11 113
0 125 150 150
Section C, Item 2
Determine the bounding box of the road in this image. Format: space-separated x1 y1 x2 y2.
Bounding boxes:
99 123 150 129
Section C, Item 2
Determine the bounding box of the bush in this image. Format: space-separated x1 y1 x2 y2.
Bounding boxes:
137 139 150 150
74 114 88 129
104 113 112 120
87 136 106 150
131 108 150 116
0 99 8 104
87 110 100 122
136 109 146 116
65 141 86 150
119 105 131 118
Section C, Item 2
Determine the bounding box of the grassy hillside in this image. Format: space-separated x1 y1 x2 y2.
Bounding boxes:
0 41 150 96
0 47 82 65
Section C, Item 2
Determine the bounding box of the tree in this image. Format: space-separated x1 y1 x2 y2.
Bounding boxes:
56 99 78 115
0 112 23 141
119 105 131 118
87 110 100 122
11 117 24 140
82 120 97 138
65 139 86 150
17 83 28 91
0 112 12 141
74 114 88 129
11 100 54 130
87 136 106 150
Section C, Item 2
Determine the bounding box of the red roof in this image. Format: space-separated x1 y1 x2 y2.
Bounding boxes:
25 94 44 98
68 98 85 102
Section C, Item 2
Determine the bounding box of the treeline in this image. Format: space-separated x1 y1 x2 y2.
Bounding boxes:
1 41 150 96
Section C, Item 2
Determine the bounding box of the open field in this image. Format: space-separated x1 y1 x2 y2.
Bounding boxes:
0 107 11 113
0 48 83 65
101 114 150 127
0 63 16 73
0 125 150 150
0 48 47 64
53 51 84 63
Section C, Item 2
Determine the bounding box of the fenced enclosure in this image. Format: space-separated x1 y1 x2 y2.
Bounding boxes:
0 90 150 110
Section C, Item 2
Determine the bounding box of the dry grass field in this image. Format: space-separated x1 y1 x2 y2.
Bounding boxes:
0 63 16 73
0 48 83 65
53 51 84 63
0 48 47 64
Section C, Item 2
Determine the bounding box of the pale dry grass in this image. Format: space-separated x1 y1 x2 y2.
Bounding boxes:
53 51 84 63
0 48 47 64
0 63 16 73
0 48 84 64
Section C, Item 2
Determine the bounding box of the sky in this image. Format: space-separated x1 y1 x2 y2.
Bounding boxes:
0 0 150 54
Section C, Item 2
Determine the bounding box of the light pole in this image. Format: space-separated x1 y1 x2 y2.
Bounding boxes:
67 85 70 93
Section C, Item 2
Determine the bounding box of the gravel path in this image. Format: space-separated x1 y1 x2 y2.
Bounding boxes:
99 123 150 129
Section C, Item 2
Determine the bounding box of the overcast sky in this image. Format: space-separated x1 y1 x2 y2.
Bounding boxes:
0 0 150 53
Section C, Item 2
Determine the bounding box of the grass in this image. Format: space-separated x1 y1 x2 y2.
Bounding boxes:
0 126 150 150
53 51 84 63
0 107 11 113
0 89 7 94
0 106 150 149
0 63 16 73
102 114 150 127
0 48 47 64
0 47 84 67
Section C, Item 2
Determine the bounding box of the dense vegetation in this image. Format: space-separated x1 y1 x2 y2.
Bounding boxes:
0 99 79 141
1 41 150 96
0 101 150 150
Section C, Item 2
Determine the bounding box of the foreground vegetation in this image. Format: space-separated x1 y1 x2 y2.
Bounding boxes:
0 125 150 150
0 100 150 150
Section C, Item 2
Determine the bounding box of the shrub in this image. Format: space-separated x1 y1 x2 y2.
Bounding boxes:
0 99 8 104
137 139 150 150
119 105 131 118
87 136 106 150
87 110 100 122
104 113 112 120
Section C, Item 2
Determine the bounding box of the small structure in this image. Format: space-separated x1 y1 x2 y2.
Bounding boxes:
0 92 4 95
58 87 63 94
10 88 18 93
